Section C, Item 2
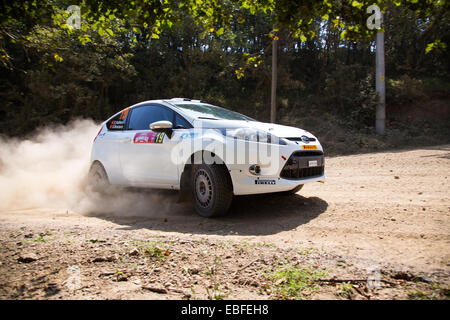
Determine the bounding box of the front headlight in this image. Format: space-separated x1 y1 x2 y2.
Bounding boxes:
218 128 287 145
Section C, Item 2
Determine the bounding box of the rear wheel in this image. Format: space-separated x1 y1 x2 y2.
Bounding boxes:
192 164 232 218
87 162 110 193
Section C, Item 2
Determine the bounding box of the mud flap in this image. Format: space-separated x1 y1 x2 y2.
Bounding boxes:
177 165 192 203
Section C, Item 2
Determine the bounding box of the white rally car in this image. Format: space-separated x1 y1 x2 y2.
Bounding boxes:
89 98 325 217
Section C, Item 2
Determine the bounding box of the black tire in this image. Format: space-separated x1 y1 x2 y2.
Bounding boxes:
283 184 304 195
192 164 233 218
87 162 110 193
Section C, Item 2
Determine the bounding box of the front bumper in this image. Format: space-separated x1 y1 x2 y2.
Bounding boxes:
226 142 325 195
229 171 325 195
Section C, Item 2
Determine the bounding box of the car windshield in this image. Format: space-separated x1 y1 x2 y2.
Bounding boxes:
173 103 255 121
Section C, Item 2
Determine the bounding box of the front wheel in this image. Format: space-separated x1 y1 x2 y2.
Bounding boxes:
192 164 233 218
282 184 304 195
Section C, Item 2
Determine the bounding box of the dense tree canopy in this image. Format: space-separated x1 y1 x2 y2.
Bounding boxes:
0 0 448 139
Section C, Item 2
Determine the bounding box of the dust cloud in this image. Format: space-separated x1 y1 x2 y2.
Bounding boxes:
0 120 180 217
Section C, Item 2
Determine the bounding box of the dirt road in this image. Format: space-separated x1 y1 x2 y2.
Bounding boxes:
1 145 449 299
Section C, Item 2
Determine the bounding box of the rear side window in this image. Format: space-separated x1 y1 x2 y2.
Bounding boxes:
128 105 174 130
106 107 130 131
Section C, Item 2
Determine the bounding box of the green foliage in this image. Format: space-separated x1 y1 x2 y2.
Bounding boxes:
426 40 447 54
130 240 168 259
31 231 53 242
324 64 377 128
407 289 440 300
268 264 327 299
144 245 165 258
387 75 425 104
386 74 425 104
0 10 136 135
336 282 354 299
0 0 448 137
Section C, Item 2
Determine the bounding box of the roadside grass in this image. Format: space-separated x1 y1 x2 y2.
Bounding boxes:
240 241 250 250
407 290 438 300
335 282 354 299
267 264 327 299
205 255 230 300
126 240 169 259
407 283 450 300
9 232 22 238
206 281 230 300
31 231 53 242
260 242 276 247
143 244 165 258
297 248 316 256
432 283 450 299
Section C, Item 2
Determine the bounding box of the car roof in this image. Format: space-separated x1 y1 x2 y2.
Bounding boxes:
131 98 203 106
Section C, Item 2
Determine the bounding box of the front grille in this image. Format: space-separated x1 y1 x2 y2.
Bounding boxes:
280 151 325 180
292 150 323 157
281 166 324 179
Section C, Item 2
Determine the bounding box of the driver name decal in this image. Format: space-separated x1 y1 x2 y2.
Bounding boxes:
133 132 165 144
109 120 126 130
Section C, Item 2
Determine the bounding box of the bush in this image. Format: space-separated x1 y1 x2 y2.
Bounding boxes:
323 64 377 128
387 75 425 104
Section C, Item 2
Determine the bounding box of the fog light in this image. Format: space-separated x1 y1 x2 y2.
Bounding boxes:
249 165 261 175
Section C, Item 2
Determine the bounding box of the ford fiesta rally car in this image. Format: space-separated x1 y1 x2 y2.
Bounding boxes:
89 98 325 217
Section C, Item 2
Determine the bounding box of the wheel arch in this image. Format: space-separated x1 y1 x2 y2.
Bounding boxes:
179 150 233 202
89 160 109 180
90 159 104 170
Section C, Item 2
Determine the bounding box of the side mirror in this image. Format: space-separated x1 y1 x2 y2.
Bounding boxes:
150 120 173 138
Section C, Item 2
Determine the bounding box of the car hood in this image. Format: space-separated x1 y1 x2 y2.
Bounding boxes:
194 119 312 138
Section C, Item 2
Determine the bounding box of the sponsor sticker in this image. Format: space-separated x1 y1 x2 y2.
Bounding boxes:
255 180 276 185
109 120 126 130
302 145 317 150
119 107 130 120
180 132 198 140
134 132 165 144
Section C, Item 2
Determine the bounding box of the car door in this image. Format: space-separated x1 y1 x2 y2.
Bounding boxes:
93 108 131 185
118 104 181 188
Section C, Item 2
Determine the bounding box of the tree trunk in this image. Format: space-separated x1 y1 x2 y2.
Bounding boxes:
271 37 278 123
375 14 386 135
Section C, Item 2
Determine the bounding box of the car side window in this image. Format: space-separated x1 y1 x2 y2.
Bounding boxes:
174 113 192 129
128 105 174 130
107 107 130 131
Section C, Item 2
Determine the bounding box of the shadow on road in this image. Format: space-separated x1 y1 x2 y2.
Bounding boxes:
88 190 328 236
